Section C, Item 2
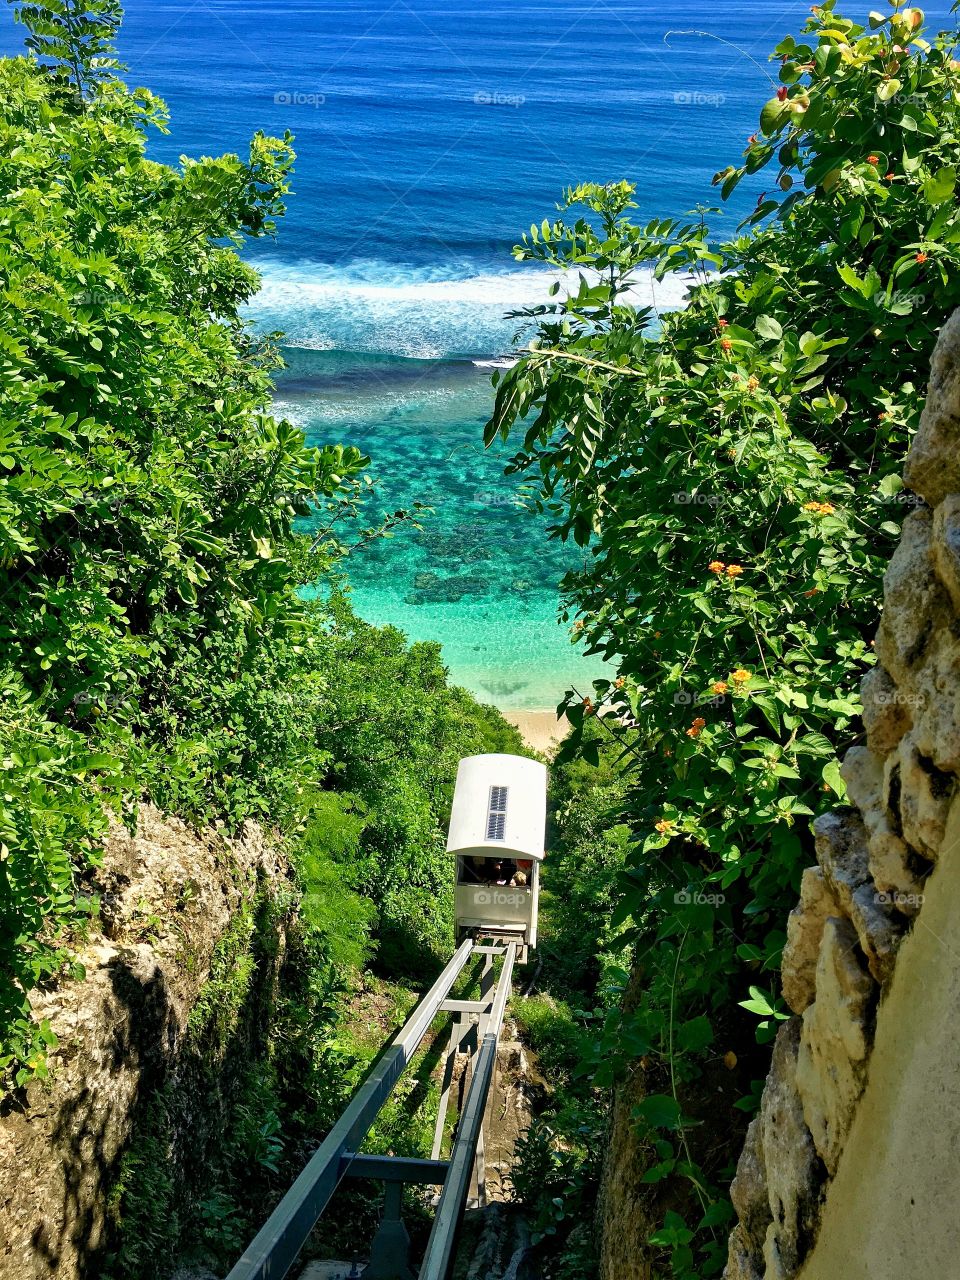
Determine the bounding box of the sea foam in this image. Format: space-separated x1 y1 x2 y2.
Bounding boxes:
248 256 695 360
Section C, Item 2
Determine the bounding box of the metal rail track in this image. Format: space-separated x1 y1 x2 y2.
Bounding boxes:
225 938 476 1280
417 942 516 1280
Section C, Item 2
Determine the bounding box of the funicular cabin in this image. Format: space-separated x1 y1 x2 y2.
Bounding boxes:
447 753 548 961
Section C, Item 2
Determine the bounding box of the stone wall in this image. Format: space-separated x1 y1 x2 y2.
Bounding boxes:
724 309 960 1279
0 804 289 1280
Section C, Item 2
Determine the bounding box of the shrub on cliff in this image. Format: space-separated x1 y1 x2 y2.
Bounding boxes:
488 4 960 1274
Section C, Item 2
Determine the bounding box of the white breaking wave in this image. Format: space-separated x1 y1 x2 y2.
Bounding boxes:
247 256 696 359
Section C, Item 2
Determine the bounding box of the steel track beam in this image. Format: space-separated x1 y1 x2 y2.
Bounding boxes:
225 938 475 1280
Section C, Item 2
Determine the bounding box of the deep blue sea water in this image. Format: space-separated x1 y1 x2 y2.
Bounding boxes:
3 1 953 706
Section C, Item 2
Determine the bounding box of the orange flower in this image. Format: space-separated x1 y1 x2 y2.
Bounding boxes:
803 501 835 516
916 252 928 263
731 668 751 683
718 318 729 328
867 154 880 165
655 819 676 834
583 696 595 716
746 376 759 391
726 564 744 577
885 172 895 181
615 676 625 689
721 338 733 351
708 560 726 574
803 587 820 597
711 681 729 694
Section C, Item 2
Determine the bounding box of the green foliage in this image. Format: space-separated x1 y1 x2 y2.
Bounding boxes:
511 1115 602 1278
0 671 109 1080
294 792 377 973
488 6 960 1274
186 903 258 1052
513 994 586 1092
306 596 528 972
105 1097 180 1277
540 720 633 992
7 0 124 99
0 33 337 1077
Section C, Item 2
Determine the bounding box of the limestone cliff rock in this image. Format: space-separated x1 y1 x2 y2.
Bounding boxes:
0 805 288 1280
723 307 960 1278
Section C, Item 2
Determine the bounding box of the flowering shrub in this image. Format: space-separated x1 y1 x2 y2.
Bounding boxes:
487 3 960 1273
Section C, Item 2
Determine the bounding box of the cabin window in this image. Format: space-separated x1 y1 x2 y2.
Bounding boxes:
485 785 509 841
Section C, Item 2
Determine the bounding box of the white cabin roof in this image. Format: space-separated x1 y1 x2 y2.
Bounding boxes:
446 753 547 862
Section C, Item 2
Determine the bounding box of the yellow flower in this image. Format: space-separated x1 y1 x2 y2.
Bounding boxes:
655 819 676 834
711 681 729 694
708 560 726 574
726 564 743 577
746 376 759 391
731 668 751 684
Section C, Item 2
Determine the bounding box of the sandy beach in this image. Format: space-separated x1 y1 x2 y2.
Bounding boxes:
503 708 571 756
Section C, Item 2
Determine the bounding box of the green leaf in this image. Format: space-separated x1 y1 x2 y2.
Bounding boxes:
759 98 787 135
822 758 846 798
635 1094 683 1130
677 1015 714 1052
80 753 118 772
756 315 783 341
924 166 957 206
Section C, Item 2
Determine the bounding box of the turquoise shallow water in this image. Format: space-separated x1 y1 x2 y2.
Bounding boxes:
276 347 609 709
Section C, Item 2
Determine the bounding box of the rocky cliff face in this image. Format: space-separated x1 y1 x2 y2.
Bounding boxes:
724 308 960 1279
0 804 289 1280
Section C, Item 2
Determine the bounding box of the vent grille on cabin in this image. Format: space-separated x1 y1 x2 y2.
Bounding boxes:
485 785 509 841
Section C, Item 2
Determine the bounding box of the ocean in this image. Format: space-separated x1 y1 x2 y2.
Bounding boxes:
2 0 953 709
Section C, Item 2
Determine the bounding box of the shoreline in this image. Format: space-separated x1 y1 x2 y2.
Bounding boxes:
501 708 571 756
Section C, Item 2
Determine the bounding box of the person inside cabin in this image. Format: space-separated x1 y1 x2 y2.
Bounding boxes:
461 856 486 883
514 858 533 887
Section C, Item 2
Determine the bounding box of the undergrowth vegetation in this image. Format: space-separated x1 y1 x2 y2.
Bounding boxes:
491 3 960 1275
